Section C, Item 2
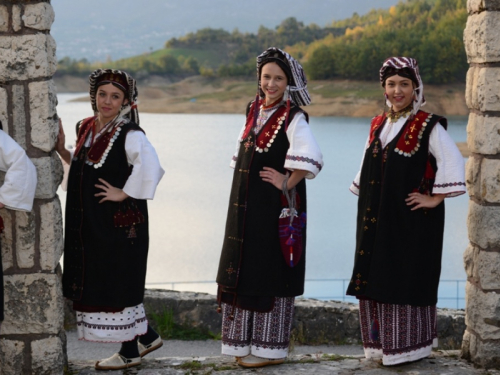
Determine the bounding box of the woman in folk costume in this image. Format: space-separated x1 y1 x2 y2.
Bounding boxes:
55 69 164 370
347 57 466 365
216 47 323 368
0 120 37 332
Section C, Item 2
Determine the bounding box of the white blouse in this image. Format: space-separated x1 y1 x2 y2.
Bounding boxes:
0 130 37 212
121 131 164 200
65 129 164 200
231 109 323 178
350 115 466 197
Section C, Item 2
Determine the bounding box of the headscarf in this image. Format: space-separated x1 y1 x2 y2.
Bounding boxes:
89 68 139 125
379 57 425 116
256 47 311 107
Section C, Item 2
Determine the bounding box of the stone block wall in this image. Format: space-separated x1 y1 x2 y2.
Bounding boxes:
462 0 500 369
0 2 65 374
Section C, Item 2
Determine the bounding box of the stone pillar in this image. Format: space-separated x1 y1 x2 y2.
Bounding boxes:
0 2 65 374
462 0 500 369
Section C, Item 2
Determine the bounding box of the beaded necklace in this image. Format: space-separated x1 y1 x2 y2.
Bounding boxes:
387 104 413 123
255 99 283 134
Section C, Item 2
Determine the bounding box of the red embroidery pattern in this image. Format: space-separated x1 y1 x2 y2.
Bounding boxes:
87 126 122 166
74 116 125 169
241 100 288 153
255 111 287 153
394 112 433 157
369 114 387 144
359 299 437 356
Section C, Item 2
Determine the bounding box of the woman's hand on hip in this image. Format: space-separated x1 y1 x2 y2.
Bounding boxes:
406 192 445 211
95 178 129 203
259 166 287 190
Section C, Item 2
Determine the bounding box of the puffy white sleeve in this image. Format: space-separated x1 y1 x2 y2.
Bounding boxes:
230 123 246 169
0 130 37 211
122 130 165 200
284 112 323 179
429 124 466 197
349 135 370 196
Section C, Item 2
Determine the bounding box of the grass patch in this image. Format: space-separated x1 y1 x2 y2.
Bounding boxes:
322 353 345 361
178 360 203 370
205 363 237 371
149 308 220 340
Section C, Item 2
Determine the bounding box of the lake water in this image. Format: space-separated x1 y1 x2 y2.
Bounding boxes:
56 93 469 308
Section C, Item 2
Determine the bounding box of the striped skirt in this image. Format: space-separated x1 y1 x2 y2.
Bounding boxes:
221 297 294 359
359 299 437 366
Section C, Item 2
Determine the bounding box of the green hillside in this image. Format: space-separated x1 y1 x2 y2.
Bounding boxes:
302 0 467 83
57 0 468 84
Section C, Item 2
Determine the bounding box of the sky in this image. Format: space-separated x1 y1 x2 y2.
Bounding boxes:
50 0 400 61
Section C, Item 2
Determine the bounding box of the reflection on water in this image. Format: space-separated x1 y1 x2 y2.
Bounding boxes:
57 94 469 308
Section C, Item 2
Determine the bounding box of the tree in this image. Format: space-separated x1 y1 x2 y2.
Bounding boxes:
158 55 181 75
182 56 200 75
305 46 335 80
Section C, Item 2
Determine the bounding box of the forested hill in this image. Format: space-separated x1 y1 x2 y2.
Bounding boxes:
57 0 468 84
303 0 467 83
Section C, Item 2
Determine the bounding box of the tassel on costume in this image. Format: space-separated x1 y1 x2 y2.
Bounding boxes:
300 212 307 228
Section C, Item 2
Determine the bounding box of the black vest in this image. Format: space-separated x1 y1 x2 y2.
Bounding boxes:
216 102 307 298
63 119 149 308
347 111 446 306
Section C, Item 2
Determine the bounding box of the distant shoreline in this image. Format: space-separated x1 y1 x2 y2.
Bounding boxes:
55 75 470 157
54 75 468 118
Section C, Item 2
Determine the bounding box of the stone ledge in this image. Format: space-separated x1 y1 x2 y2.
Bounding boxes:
64 289 466 349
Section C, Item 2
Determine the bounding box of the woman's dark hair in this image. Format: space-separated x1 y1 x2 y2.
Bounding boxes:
381 67 418 87
258 52 292 84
